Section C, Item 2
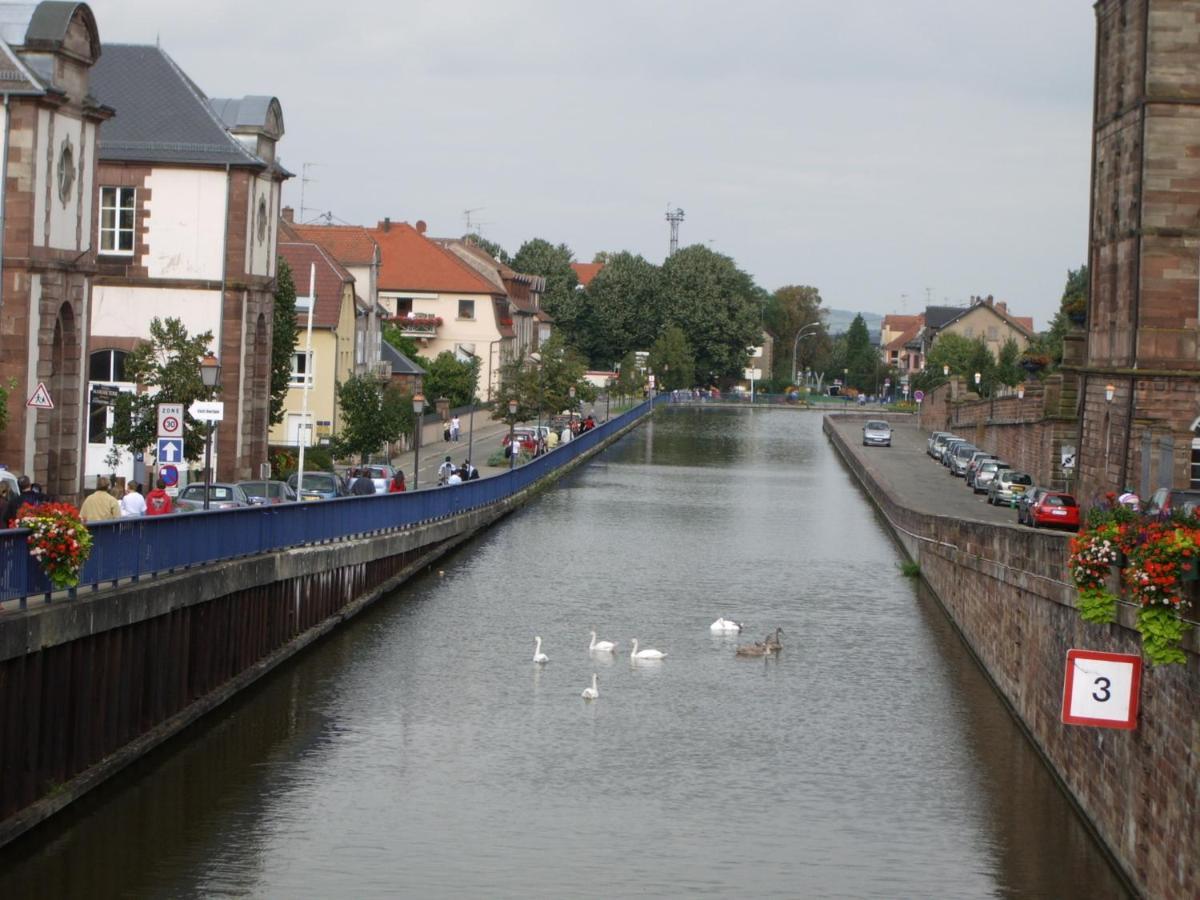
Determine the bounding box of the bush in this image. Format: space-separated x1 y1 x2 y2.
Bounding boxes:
269 445 334 478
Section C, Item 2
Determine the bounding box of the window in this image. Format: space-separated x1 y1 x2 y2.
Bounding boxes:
395 298 413 316
356 329 364 365
88 402 108 444
987 326 998 341
291 351 313 386
89 349 127 382
99 187 136 254
458 299 475 320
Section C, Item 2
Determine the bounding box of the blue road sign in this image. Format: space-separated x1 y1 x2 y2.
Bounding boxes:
157 437 184 464
160 464 179 487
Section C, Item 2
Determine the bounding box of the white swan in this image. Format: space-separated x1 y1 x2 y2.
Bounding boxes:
710 617 744 634
589 630 617 653
581 673 599 700
630 638 667 660
532 636 549 664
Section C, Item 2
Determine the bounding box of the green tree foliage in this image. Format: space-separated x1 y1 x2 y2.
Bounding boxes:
332 374 412 463
511 238 580 327
647 326 695 391
464 233 510 265
420 350 480 408
109 318 217 462
1027 264 1088 367
995 338 1025 388
270 259 299 426
764 285 828 382
576 251 663 366
615 350 643 399
0 377 15 434
382 324 422 361
659 245 761 384
491 334 593 423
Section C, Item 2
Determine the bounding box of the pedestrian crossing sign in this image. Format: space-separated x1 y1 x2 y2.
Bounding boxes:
26 382 53 409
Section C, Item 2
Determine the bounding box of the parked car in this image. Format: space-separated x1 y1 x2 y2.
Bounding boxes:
930 433 960 460
927 431 952 457
1015 486 1048 525
238 480 297 506
973 460 1009 494
940 438 971 466
287 471 348 501
502 428 539 454
1142 487 1200 518
357 465 396 494
862 420 892 447
987 469 1034 507
964 451 1000 487
949 443 980 476
175 482 252 511
1027 491 1080 530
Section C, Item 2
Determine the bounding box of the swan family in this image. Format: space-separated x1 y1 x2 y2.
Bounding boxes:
735 627 784 657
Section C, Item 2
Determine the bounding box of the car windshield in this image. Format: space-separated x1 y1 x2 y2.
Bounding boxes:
1010 473 1033 485
866 422 889 430
188 486 234 500
297 474 336 490
241 483 267 497
1045 495 1077 507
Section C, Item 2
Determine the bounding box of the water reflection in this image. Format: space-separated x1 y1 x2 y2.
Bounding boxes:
0 408 1128 899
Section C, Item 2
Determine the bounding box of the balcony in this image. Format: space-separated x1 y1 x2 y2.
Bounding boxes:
391 313 443 340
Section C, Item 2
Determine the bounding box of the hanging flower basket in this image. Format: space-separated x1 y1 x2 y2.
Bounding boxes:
14 502 93 590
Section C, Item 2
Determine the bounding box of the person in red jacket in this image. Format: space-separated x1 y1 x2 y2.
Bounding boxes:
145 477 174 516
388 470 406 493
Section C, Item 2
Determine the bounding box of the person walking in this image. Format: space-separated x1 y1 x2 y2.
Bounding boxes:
80 476 121 523
120 481 147 517
388 470 406 493
350 470 376 495
145 478 174 516
450 415 461 442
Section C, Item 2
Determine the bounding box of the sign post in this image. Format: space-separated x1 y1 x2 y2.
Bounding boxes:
1061 649 1142 729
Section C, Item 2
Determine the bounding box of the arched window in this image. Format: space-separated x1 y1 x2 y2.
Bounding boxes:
89 349 127 383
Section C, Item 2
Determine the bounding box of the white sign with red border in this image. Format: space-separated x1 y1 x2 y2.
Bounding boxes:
157 402 185 438
1061 649 1142 730
26 382 53 409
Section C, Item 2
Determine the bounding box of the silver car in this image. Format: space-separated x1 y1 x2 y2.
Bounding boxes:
862 420 892 447
972 459 1009 494
949 443 979 476
987 469 1033 507
175 482 252 511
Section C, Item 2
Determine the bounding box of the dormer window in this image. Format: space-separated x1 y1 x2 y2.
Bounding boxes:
99 188 136 254
57 136 75 205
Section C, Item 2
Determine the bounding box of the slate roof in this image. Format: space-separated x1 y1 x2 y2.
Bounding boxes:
277 241 354 330
370 222 500 295
290 224 379 267
923 305 966 330
91 44 265 167
381 340 425 376
571 262 602 287
0 2 101 96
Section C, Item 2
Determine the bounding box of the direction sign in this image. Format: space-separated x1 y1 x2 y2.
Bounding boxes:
189 400 224 422
1061 649 1141 730
26 382 53 409
158 403 184 438
157 437 184 464
160 464 179 487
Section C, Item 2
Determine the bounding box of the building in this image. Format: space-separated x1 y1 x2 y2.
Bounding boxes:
911 297 1034 367
369 219 512 401
879 314 924 375
0 2 110 498
570 261 603 288
87 43 288 483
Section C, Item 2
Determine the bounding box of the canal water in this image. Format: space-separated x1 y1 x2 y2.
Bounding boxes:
0 409 1128 899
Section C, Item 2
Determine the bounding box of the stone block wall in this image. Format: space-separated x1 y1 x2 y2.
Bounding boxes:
826 417 1198 900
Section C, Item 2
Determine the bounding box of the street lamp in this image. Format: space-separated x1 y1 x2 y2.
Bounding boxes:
507 397 519 470
412 392 425 489
974 371 982 396
943 363 950 378
1017 383 1025 400
605 378 613 420
1105 383 1115 403
199 352 221 510
569 384 576 418
791 321 821 385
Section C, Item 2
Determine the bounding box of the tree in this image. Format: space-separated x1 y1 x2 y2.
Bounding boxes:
511 238 580 334
463 233 510 265
332 374 412 463
615 350 643 400
995 338 1024 388
382 324 422 361
659 244 762 384
491 333 593 423
109 318 217 463
764 285 827 382
647 326 695 391
843 314 876 390
1027 264 1088 368
270 259 299 426
420 351 480 408
576 251 663 366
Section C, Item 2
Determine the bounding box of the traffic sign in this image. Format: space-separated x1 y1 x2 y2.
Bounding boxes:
157 437 184 464
26 382 53 409
913 390 925 402
160 464 179 487
158 403 184 438
1061 649 1141 729
189 400 224 422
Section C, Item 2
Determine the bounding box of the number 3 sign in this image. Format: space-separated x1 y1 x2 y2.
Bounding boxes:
1061 649 1142 730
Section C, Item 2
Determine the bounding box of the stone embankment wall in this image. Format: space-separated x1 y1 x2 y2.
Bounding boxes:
825 417 1198 900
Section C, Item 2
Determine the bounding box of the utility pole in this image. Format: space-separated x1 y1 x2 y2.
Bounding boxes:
666 206 685 256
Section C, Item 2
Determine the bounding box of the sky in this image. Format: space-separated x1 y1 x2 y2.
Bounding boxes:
89 1 1096 330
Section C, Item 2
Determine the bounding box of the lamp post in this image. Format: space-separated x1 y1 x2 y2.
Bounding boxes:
1017 383 1025 401
199 352 221 511
412 392 425 489
791 321 821 385
974 371 982 395
507 397 519 470
569 385 576 422
605 378 613 421
843 367 849 406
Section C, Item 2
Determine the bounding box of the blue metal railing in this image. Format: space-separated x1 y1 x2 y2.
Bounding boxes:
0 397 662 605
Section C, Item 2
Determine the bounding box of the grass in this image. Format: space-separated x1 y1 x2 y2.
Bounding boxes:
899 560 921 578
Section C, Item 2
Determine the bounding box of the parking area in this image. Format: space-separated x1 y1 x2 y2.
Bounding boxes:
825 414 1054 529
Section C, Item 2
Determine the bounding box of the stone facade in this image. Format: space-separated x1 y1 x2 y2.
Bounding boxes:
1077 0 1200 500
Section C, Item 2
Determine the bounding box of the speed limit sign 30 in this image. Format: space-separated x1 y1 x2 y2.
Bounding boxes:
1061 649 1142 730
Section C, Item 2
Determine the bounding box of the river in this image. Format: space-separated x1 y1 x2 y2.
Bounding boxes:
0 407 1128 899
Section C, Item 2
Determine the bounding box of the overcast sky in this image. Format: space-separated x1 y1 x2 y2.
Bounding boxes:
90 1 1095 329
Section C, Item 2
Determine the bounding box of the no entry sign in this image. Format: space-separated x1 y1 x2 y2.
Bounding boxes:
1061 649 1142 729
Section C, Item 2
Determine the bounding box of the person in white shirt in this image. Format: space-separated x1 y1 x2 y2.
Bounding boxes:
447 470 463 485
120 481 147 517
437 456 454 485
449 415 461 442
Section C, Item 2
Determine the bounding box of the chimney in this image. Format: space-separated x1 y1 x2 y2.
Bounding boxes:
996 300 1007 313
415 220 427 235
379 217 391 232
281 206 295 223
985 294 994 306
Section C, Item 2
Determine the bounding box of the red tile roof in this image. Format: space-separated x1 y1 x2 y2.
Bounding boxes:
370 221 500 294
277 241 354 329
571 262 603 287
885 323 922 351
288 224 378 266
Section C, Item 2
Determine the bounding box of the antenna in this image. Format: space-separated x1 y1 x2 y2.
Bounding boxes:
666 205 685 256
925 286 933 305
900 293 908 313
299 163 323 223
463 207 487 233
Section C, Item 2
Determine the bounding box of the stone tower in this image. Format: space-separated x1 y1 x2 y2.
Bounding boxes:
1077 0 1200 501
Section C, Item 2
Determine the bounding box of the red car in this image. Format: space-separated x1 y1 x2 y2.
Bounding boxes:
1028 492 1080 530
